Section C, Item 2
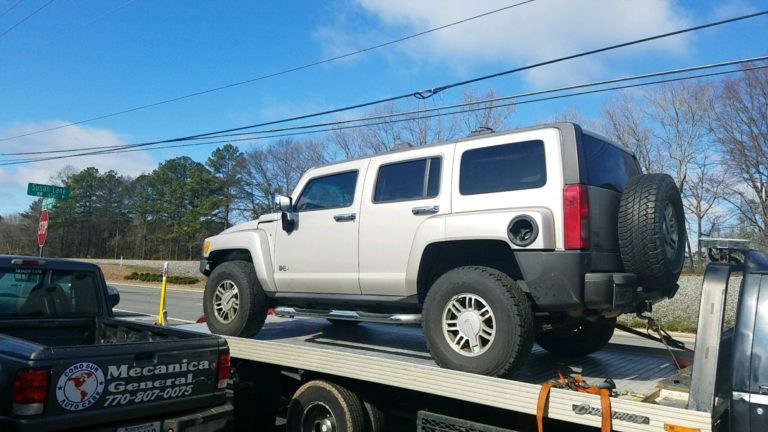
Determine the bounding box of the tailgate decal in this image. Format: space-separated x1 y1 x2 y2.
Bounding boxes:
54 358 213 411
56 362 106 411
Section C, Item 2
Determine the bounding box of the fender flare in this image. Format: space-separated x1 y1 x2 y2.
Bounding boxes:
205 230 277 292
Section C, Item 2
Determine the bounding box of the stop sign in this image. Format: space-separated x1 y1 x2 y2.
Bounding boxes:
38 210 48 248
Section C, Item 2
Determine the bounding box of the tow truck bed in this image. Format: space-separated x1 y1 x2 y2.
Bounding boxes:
186 316 709 431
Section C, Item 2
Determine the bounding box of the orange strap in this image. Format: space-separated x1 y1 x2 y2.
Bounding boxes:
538 375 613 432
536 382 553 432
599 388 612 432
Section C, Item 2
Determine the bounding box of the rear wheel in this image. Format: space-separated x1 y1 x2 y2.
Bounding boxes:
535 318 616 357
203 261 267 337
422 266 534 378
287 380 366 432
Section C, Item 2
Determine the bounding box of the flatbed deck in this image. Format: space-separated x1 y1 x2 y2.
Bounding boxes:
184 317 709 431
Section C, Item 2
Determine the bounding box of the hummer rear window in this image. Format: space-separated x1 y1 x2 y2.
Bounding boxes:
581 134 640 192
459 140 546 195
0 269 101 318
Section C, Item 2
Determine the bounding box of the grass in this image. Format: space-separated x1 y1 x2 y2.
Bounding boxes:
618 316 698 333
98 263 206 289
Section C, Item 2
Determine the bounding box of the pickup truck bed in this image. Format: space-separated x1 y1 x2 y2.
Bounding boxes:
0 255 232 432
184 316 705 431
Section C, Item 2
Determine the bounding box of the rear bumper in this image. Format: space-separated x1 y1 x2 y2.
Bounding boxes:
2 402 233 432
514 251 669 313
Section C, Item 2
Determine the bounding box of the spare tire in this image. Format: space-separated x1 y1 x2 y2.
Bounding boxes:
618 174 685 295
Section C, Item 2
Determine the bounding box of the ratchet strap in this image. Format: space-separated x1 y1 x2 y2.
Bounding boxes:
615 322 693 369
537 373 613 432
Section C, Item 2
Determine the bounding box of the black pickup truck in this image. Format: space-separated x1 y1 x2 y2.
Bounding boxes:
0 256 233 432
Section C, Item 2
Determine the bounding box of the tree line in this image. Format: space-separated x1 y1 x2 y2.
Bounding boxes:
0 64 765 260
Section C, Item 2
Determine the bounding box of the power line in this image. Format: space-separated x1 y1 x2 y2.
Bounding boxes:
3 6 766 162
4 55 765 157
2 62 765 166
0 0 55 39
23 7 760 148
0 0 535 142
0 0 25 19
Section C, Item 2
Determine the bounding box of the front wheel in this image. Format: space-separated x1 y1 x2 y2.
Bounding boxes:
422 266 534 378
535 318 616 357
203 261 267 337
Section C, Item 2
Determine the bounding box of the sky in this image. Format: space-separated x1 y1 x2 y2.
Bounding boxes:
0 0 765 215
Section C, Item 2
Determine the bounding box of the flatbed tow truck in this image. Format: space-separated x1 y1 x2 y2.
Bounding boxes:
188 245 768 431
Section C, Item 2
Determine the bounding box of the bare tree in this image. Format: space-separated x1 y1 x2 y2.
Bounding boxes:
683 152 727 257
601 92 661 173
709 64 768 241
239 138 329 219
645 82 712 193
458 89 515 136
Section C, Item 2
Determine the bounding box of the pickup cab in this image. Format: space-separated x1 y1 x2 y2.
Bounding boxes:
0 256 233 432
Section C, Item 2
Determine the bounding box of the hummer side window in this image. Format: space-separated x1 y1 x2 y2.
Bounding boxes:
295 171 358 212
460 140 546 195
374 157 441 203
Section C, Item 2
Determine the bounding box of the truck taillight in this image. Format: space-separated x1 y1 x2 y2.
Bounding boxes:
12 368 49 416
217 351 230 390
563 184 589 250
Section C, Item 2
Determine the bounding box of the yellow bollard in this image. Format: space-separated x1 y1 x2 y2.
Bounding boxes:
156 262 169 326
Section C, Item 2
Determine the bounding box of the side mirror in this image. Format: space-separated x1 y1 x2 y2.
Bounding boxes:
106 285 120 308
275 195 293 212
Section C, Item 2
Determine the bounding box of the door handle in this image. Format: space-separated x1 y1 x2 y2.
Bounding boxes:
333 213 357 222
412 205 439 215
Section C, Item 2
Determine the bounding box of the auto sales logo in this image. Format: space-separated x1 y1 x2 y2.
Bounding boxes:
56 362 105 411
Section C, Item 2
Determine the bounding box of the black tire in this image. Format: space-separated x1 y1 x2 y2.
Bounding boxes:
361 396 386 432
287 380 366 432
327 319 362 326
422 266 534 378
203 261 267 337
619 174 686 295
535 318 616 357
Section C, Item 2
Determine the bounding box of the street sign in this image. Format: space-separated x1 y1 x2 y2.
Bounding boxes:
41 198 56 210
27 183 70 200
38 210 49 248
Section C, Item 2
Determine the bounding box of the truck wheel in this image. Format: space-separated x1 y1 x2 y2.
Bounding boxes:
203 261 267 338
287 380 366 432
422 266 534 378
618 173 686 295
535 318 616 357
362 398 386 432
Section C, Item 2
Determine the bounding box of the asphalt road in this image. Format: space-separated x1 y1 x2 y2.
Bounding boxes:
111 283 204 324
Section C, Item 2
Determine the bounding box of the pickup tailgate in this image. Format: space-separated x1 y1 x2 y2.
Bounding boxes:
43 337 224 426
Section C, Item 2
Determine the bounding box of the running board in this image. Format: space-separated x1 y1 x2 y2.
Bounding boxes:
274 307 422 324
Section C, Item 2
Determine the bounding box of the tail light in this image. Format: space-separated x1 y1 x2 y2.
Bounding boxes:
563 184 589 250
217 350 231 390
13 368 49 416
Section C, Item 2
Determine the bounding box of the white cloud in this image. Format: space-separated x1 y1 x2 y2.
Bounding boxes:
711 0 757 20
0 122 155 214
319 0 693 87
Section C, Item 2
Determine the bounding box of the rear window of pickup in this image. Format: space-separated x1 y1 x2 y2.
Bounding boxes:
0 268 101 317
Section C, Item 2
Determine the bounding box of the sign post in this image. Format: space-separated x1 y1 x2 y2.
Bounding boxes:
38 210 49 256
